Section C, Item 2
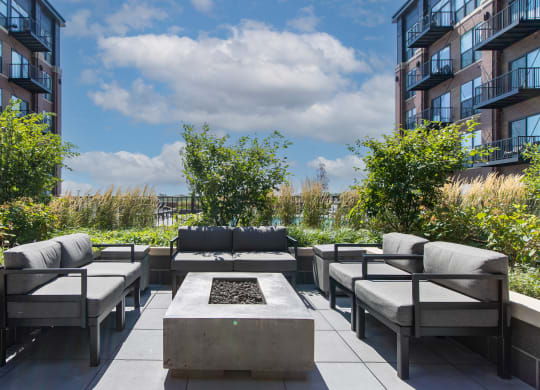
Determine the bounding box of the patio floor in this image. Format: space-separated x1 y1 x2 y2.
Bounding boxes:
0 284 532 390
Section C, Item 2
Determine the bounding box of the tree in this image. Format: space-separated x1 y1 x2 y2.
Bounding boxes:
180 124 291 226
0 102 77 203
349 121 482 233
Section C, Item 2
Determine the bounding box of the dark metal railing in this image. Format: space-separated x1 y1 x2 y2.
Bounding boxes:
406 10 454 46
419 106 453 123
408 59 453 86
455 0 479 22
405 116 418 129
474 0 540 47
9 63 50 87
474 67 540 106
472 136 540 164
460 97 480 118
8 16 51 47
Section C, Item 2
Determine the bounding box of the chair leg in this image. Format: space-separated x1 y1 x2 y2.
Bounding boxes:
356 303 366 339
89 325 100 366
351 294 357 331
116 298 126 331
329 278 336 309
497 326 512 379
397 333 410 380
0 327 6 366
133 280 141 309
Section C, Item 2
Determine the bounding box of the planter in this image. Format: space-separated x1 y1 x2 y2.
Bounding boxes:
148 247 171 285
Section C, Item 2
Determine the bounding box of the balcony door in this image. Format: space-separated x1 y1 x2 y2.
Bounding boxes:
510 48 540 89
432 1 451 26
431 92 451 122
10 0 29 31
11 50 28 78
431 46 451 75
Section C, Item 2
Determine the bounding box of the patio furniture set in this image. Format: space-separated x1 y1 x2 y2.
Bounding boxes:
0 227 512 382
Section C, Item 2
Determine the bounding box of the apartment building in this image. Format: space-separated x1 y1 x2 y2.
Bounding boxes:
393 0 539 176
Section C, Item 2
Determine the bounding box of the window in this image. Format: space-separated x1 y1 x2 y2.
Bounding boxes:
0 41 2 74
42 72 52 101
460 28 481 69
406 108 417 129
431 46 451 74
406 68 417 98
454 0 478 23
432 1 452 26
431 92 451 122
10 96 29 116
10 0 29 31
510 48 540 89
42 111 53 132
511 113 540 138
461 130 482 150
460 77 482 118
11 50 28 78
0 0 6 27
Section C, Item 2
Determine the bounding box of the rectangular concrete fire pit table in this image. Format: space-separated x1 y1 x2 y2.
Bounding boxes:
163 272 314 378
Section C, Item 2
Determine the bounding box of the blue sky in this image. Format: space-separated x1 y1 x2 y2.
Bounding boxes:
58 0 397 195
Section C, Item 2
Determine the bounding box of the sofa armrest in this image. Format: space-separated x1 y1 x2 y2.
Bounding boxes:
334 243 381 263
286 235 298 258
360 254 422 280
170 236 179 259
93 243 135 262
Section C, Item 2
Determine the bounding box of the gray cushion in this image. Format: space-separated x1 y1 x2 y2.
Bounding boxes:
53 234 94 268
233 226 288 252
329 262 409 290
313 244 369 260
355 280 499 327
424 241 508 302
233 251 297 272
4 241 62 295
69 262 141 289
7 276 125 318
178 226 233 252
382 233 428 273
172 251 234 272
99 245 150 260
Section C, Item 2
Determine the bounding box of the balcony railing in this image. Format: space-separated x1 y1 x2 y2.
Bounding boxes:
406 10 454 48
9 63 52 94
460 98 480 118
8 17 52 52
419 106 453 123
472 136 540 166
474 0 540 51
473 67 540 109
407 59 453 91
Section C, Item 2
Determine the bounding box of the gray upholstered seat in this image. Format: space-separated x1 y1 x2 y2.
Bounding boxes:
382 233 428 273
68 262 141 289
172 252 234 272
233 251 296 272
52 233 94 268
329 262 409 290
7 276 125 318
354 279 499 327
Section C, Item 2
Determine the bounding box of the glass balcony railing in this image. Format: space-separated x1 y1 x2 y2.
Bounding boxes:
406 11 454 48
8 17 52 52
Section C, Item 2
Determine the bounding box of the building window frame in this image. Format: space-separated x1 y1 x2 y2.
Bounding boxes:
431 91 451 122
406 107 417 129
454 0 479 23
406 68 417 98
460 76 482 119
510 113 540 138
460 28 481 69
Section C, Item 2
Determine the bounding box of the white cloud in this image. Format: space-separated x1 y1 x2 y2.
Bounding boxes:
287 6 319 33
66 142 185 188
65 9 103 37
308 154 365 191
191 0 214 13
90 21 393 143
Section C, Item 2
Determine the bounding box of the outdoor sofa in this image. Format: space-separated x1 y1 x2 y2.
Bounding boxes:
328 233 428 331
354 241 511 380
0 233 142 366
169 226 298 296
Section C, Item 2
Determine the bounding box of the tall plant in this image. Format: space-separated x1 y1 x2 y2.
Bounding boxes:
301 178 331 228
275 183 297 226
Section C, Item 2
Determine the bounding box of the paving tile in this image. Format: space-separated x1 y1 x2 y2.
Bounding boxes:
423 337 488 365
339 331 445 364
318 310 351 331
187 377 285 390
308 310 333 331
148 284 172 293
298 289 331 310
125 288 155 307
314 331 360 363
147 293 173 309
103 307 142 330
366 362 485 390
285 363 383 390
90 359 187 390
0 358 101 390
133 308 168 330
454 364 533 390
113 329 163 361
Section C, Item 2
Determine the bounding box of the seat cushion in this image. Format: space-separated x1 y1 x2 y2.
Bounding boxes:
313 244 374 261
4 240 62 295
355 280 498 327
382 233 428 273
178 226 233 252
232 251 297 272
99 245 150 260
329 262 409 290
68 262 141 289
233 226 288 252
7 276 125 318
52 233 94 268
172 251 234 272
424 241 508 302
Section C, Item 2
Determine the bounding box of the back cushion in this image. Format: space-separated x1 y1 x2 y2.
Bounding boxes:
53 233 94 268
4 240 62 294
424 241 508 302
178 226 233 252
233 226 288 252
382 233 428 273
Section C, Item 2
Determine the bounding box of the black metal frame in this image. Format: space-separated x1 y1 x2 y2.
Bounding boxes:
354 272 511 380
93 243 135 263
0 243 141 367
169 232 299 297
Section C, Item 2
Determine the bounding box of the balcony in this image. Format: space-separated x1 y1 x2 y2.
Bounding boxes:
8 17 52 52
418 106 453 124
407 11 454 48
473 0 540 51
9 63 52 94
407 59 453 91
472 136 540 166
473 67 540 109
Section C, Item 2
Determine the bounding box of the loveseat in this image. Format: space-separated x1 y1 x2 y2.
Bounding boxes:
169 226 298 296
0 233 142 366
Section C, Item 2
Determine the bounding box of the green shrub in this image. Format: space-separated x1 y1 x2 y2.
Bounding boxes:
301 178 331 228
510 266 540 299
286 225 377 247
53 226 178 247
275 183 297 226
0 198 57 245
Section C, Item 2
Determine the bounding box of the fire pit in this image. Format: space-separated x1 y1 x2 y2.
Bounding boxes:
163 272 314 378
